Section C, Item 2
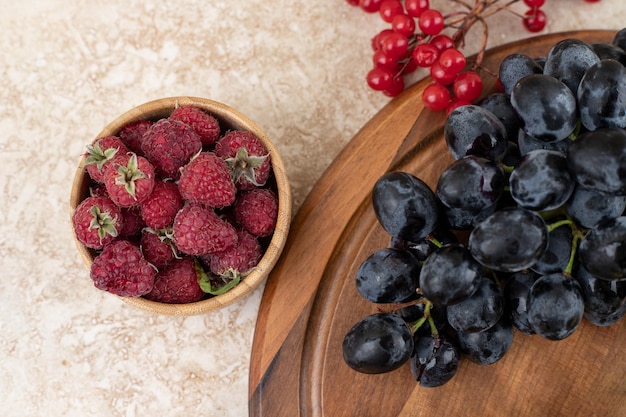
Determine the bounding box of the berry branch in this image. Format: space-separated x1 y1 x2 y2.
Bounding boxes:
348 0 601 112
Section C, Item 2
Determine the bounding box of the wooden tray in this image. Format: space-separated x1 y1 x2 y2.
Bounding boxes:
249 30 626 417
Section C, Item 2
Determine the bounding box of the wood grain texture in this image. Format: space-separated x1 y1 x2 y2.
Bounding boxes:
249 31 626 417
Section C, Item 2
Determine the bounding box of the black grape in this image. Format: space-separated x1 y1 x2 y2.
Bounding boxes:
510 74 578 142
372 171 439 242
565 185 626 229
517 129 571 156
584 302 626 327
531 224 573 275
410 336 460 387
574 264 626 317
447 276 504 333
498 53 543 96
444 105 508 161
355 248 420 303
469 207 548 272
612 28 626 52
504 270 539 335
479 93 523 141
577 59 626 131
590 42 626 66
342 313 414 374
543 38 600 95
527 273 585 341
579 216 626 281
456 316 513 365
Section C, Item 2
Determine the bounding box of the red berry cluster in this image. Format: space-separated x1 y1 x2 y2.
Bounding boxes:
72 105 279 303
347 0 601 111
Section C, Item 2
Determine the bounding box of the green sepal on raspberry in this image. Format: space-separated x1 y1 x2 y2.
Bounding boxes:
225 147 269 187
85 141 120 170
89 205 120 241
114 153 147 196
194 258 241 296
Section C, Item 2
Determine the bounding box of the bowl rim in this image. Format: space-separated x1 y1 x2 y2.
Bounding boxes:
69 96 292 315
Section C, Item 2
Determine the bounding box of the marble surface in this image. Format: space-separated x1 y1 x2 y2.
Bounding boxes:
1 1 625 416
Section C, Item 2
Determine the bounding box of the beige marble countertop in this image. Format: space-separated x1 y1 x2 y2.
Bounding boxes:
1 1 625 416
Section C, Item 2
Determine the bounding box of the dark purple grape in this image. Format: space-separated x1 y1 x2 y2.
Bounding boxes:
531 223 573 275
584 302 626 327
543 38 600 95
566 185 626 229
498 53 543 96
567 128 626 195
405 224 458 261
480 93 523 141
517 128 571 157
469 207 548 272
579 216 626 281
419 243 482 306
590 42 626 66
527 273 585 341
355 248 420 303
446 276 504 333
342 313 414 374
577 59 626 131
574 264 626 317
504 270 539 334
612 28 626 53
372 172 439 242
510 74 578 142
444 105 508 161
509 149 574 211
441 203 497 231
456 316 513 365
410 336 460 387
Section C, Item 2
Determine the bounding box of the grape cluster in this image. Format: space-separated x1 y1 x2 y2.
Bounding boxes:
346 0 602 110
342 29 626 386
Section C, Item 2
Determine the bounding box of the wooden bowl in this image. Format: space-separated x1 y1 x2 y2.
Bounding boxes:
70 96 292 315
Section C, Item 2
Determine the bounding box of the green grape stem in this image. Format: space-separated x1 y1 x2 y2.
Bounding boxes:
410 300 440 338
545 217 586 277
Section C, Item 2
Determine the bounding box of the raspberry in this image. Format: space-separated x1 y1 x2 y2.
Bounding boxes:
140 180 183 229
103 153 156 207
140 118 202 179
84 136 129 183
215 130 271 190
140 229 177 270
203 229 262 278
144 257 205 304
90 239 156 297
177 152 236 208
172 204 238 255
118 119 153 155
170 106 221 147
119 206 145 237
234 188 279 237
72 196 123 249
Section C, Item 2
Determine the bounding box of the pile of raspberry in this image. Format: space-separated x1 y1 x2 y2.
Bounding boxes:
72 105 279 304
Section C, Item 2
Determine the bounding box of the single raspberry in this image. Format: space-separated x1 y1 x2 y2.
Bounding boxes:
203 229 262 279
118 119 153 155
144 257 205 304
140 229 178 270
90 239 156 297
169 106 221 147
172 204 237 255
119 206 145 237
103 153 156 207
177 152 236 208
140 180 183 229
140 118 202 179
215 130 271 190
234 188 278 237
84 136 129 183
72 196 123 249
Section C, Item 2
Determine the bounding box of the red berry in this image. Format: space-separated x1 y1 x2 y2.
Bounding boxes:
90 240 156 297
383 76 405 97
391 14 416 37
204 229 262 278
173 204 238 255
119 206 145 238
405 0 429 18
84 136 129 183
381 32 409 60
418 9 444 36
371 29 395 51
140 180 183 230
140 118 202 179
140 229 177 270
412 43 439 67
366 67 394 91
439 48 466 74
144 257 205 304
103 153 156 207
422 82 451 112
178 152 236 208
118 120 152 156
373 49 399 70
523 0 545 6
379 0 404 23
402 58 418 74
346 0 359 5
72 196 123 249
169 106 221 147
214 130 271 190
453 71 483 102
430 61 457 85
430 34 455 52
359 0 383 13
234 189 279 238
522 8 547 32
